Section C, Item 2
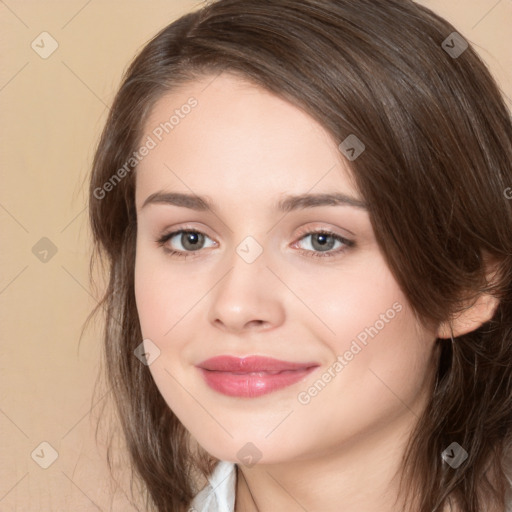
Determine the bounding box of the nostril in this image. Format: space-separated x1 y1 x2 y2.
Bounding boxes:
249 319 267 329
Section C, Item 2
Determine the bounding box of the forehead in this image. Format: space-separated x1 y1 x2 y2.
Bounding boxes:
135 72 360 208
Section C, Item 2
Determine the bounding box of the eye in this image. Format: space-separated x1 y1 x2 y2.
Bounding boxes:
292 229 354 258
156 229 216 258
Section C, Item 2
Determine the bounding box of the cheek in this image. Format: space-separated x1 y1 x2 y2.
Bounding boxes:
294 255 434 404
292 304 435 454
292 253 408 353
134 239 205 340
134 248 203 412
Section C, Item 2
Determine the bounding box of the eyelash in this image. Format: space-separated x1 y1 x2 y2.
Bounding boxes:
155 227 355 260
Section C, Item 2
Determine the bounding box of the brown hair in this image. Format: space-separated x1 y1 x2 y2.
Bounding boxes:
86 0 512 510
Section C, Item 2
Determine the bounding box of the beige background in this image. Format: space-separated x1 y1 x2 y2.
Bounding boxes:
1 1 511 510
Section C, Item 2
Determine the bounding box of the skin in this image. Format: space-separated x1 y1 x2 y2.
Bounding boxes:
133 72 493 511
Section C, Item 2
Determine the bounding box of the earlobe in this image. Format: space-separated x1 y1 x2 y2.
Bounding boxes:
436 292 500 339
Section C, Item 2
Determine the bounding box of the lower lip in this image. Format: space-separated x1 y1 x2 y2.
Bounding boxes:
197 367 317 398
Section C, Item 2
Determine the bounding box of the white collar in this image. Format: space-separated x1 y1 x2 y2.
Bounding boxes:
190 461 237 512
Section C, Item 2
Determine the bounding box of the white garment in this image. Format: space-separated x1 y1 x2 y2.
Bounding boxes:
189 461 237 512
190 460 512 512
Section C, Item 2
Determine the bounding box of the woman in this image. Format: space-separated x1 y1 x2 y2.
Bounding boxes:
87 0 512 510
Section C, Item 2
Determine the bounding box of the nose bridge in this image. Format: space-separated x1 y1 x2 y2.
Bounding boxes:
220 232 271 297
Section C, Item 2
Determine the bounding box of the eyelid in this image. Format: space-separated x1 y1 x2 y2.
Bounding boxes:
293 224 354 244
157 223 217 243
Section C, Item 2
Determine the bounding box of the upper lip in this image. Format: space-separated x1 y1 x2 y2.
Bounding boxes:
196 355 319 372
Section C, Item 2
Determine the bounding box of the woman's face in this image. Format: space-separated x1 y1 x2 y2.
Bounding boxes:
134 72 439 464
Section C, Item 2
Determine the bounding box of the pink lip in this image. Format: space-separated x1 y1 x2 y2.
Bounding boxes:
196 356 319 398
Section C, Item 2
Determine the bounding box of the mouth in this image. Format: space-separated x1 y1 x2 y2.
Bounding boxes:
196 355 319 398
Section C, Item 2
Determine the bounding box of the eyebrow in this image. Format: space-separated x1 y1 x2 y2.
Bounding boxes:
140 191 368 212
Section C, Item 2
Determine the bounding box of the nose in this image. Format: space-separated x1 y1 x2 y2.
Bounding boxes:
207 245 286 335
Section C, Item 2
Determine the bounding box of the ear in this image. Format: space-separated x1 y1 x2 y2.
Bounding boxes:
436 292 499 339
437 254 501 339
